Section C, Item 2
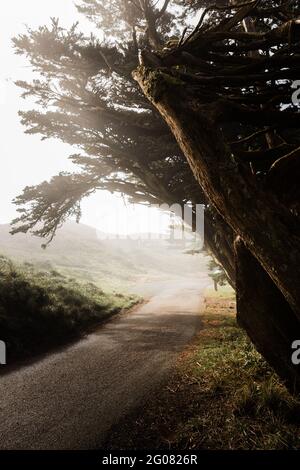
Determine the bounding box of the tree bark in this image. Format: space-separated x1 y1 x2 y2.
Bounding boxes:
205 208 236 288
134 67 300 320
235 237 300 394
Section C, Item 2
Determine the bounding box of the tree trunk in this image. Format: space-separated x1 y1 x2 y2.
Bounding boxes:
235 237 300 394
205 208 235 288
134 67 300 319
134 65 300 392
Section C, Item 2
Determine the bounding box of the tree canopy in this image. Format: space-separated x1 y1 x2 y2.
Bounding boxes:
10 1 300 391
11 1 236 284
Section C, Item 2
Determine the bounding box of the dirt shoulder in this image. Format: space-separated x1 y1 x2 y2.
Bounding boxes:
105 286 300 450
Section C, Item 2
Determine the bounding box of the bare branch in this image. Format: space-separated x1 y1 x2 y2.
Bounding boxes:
155 0 170 19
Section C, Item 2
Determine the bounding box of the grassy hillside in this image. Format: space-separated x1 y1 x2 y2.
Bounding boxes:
0 222 207 291
0 223 142 291
0 221 207 364
0 255 138 363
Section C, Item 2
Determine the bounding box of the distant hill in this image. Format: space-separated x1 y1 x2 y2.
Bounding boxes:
0 222 207 292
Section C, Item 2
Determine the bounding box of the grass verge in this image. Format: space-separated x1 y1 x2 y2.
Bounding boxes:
0 255 139 363
105 286 300 450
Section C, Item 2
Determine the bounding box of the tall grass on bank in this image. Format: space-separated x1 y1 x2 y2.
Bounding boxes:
176 313 300 449
0 255 138 362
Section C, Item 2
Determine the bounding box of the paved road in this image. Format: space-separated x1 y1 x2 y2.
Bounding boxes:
0 277 209 449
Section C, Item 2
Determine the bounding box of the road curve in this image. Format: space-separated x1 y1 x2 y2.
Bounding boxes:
0 277 209 449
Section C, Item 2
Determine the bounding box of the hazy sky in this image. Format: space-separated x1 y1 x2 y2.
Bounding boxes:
0 0 170 235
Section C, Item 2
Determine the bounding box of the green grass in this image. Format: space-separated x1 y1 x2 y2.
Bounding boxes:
0 255 139 362
204 283 235 299
105 291 300 450
176 313 300 449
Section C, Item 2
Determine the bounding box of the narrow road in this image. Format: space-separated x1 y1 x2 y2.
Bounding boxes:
0 277 209 449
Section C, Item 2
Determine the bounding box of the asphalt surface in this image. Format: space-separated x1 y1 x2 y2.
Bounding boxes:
0 276 209 449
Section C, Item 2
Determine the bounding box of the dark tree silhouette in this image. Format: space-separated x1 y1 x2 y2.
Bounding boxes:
134 0 300 391
11 1 300 391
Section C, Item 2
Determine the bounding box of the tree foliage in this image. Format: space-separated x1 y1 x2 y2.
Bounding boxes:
12 0 235 284
12 6 199 236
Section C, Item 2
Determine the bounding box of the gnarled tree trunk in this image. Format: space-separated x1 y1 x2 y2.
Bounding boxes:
133 9 300 391
135 66 300 316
